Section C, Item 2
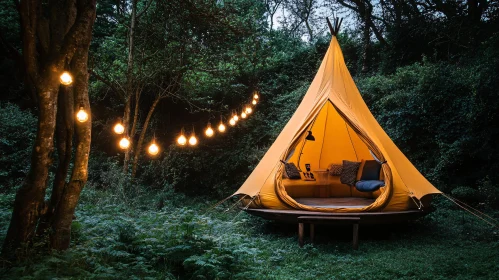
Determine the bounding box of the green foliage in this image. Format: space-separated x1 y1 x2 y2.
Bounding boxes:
357 40 499 202
1 188 498 279
0 103 36 193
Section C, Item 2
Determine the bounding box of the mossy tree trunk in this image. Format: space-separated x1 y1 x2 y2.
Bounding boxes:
1 0 96 258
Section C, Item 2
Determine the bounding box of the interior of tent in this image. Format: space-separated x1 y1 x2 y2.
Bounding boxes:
281 101 386 209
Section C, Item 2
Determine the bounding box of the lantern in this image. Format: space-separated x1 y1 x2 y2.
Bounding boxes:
148 142 159 156
119 137 130 149
252 99 257 105
245 107 252 114
60 71 73 85
114 123 125 134
229 118 236 126
76 106 89 123
218 122 226 132
205 124 214 137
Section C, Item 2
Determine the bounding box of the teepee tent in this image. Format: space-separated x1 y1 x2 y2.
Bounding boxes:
234 21 441 214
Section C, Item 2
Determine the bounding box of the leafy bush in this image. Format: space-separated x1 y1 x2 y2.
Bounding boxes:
0 103 36 193
357 42 499 208
1 187 498 279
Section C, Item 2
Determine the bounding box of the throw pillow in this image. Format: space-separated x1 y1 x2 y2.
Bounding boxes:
355 180 385 192
282 168 289 179
328 163 343 176
340 160 361 186
360 160 382 181
284 162 301 180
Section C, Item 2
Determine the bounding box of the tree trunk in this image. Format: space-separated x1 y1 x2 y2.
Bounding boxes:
2 0 96 258
131 96 161 178
359 0 372 73
2 82 59 257
123 0 138 174
36 83 75 237
122 96 132 173
130 88 141 141
50 45 92 250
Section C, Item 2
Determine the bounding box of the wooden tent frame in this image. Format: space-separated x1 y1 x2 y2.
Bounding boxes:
326 17 343 36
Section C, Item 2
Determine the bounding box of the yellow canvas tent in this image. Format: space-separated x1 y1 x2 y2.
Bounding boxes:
234 31 441 214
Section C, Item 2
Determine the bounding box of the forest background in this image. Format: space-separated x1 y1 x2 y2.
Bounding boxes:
1 0 498 279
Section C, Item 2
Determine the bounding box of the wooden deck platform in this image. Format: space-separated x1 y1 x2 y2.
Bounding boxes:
244 207 431 224
294 197 375 208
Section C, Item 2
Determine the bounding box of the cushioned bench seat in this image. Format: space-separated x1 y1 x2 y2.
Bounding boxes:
283 176 379 199
283 177 352 198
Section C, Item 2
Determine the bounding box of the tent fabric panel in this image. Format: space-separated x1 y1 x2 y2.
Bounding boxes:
234 43 334 198
235 35 441 213
325 37 440 199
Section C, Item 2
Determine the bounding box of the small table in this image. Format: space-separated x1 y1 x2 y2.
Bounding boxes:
313 169 329 198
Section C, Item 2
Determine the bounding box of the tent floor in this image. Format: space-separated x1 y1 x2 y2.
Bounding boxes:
294 197 375 209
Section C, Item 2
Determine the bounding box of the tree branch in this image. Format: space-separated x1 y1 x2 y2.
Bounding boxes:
137 0 154 18
88 69 126 101
57 0 97 67
19 0 39 83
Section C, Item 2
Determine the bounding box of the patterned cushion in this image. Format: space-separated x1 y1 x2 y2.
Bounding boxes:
282 168 289 179
340 160 361 186
328 164 343 176
284 163 301 180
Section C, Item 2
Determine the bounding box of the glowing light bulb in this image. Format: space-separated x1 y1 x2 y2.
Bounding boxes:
60 71 73 85
119 137 130 149
252 99 257 105
229 118 236 126
253 93 259 99
205 126 214 137
218 123 226 132
114 123 125 134
188 135 197 146
76 107 88 123
177 134 187 146
148 143 159 156
233 115 239 121
245 107 252 114
241 112 247 119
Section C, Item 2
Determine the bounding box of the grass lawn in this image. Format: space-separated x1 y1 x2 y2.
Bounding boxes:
1 188 498 279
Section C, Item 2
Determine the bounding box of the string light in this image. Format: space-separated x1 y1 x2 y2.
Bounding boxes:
112 90 261 151
114 122 125 134
119 137 130 149
218 122 226 132
177 129 187 146
60 71 73 85
76 106 89 123
148 141 159 156
205 123 214 137
188 133 198 146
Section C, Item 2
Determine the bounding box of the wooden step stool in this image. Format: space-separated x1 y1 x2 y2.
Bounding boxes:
297 216 361 249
